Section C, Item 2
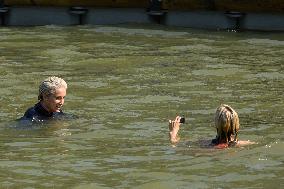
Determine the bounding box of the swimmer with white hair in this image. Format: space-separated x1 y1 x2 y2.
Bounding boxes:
21 76 67 121
169 104 255 148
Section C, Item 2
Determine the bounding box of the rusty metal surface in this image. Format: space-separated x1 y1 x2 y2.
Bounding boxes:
162 0 284 12
3 0 284 12
3 0 149 7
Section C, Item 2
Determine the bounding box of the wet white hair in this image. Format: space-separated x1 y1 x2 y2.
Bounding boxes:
38 76 67 100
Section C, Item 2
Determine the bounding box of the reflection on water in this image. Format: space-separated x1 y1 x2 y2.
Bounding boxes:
0 25 283 188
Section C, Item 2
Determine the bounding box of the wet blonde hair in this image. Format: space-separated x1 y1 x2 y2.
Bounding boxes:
38 76 67 100
214 104 239 145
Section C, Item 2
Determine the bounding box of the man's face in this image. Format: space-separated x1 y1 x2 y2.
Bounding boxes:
42 87 66 113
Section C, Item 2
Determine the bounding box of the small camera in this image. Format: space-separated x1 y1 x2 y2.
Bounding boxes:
180 117 185 123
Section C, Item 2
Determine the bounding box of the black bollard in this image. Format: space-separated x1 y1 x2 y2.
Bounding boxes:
69 7 88 25
0 0 9 26
225 11 245 31
147 0 167 24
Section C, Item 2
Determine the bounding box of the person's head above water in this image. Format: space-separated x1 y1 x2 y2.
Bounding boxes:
38 76 67 113
214 104 239 146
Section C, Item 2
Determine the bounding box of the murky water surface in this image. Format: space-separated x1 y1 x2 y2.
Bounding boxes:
0 25 283 188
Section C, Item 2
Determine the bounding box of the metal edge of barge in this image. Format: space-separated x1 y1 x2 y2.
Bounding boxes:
0 0 284 31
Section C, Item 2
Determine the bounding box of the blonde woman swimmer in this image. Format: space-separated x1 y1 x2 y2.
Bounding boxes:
169 104 255 148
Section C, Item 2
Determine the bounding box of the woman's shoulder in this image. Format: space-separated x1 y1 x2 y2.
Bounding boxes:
199 139 256 149
236 140 256 146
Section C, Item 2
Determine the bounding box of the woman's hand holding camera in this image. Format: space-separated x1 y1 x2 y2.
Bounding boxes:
169 116 184 144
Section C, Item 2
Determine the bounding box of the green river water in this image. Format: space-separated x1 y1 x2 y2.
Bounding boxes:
0 25 283 189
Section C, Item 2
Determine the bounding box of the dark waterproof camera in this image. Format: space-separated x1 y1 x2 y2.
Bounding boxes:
180 117 185 124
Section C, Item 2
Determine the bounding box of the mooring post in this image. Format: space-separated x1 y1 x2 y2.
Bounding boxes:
0 0 9 26
69 7 88 25
225 11 245 31
147 0 167 24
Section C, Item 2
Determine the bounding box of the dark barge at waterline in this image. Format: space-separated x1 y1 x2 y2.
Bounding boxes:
1 0 284 31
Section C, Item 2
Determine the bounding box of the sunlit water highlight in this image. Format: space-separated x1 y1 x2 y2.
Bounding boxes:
0 25 283 188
